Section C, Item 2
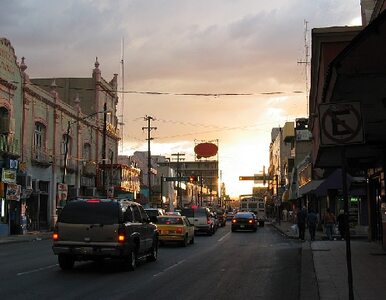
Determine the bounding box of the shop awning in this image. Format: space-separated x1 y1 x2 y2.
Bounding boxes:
298 180 324 197
314 169 352 197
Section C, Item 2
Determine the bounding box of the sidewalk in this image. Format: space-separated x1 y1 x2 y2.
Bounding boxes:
0 231 52 245
272 220 386 300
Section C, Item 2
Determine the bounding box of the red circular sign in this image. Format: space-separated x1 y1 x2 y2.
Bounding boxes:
194 143 218 158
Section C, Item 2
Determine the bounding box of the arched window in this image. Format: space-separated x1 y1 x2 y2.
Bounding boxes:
108 149 114 162
0 107 10 134
83 143 91 161
34 122 46 159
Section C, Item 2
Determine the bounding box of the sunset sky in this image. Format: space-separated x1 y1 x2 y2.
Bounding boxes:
1 0 362 197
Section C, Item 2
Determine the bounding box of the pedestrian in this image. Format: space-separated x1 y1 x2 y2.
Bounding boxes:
337 209 346 240
323 208 336 240
307 208 318 241
297 206 307 241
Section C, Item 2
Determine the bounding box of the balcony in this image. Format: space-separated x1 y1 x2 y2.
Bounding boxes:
31 148 52 168
82 161 97 177
60 158 77 173
0 134 20 158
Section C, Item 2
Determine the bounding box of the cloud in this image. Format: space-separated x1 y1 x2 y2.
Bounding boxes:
1 0 362 196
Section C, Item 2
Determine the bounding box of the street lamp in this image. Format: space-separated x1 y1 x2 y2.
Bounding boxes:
62 104 110 184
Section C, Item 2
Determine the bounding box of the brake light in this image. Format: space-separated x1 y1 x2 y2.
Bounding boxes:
207 217 211 224
118 228 126 243
87 199 101 203
176 227 183 234
53 225 59 241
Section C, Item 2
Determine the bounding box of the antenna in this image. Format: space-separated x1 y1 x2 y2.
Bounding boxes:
119 37 125 152
297 20 310 115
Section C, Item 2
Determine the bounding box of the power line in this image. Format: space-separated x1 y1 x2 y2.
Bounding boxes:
15 80 304 98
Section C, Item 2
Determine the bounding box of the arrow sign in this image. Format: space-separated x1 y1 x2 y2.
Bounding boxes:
239 174 273 184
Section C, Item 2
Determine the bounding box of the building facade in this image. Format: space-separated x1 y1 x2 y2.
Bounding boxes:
0 38 123 236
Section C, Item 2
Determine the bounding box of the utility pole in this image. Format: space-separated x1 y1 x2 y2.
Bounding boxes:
297 19 310 114
171 153 185 208
142 116 157 205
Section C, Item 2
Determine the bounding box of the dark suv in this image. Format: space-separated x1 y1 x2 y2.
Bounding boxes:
52 198 158 271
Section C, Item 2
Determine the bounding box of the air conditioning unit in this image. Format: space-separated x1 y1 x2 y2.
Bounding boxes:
68 187 80 199
32 180 40 192
17 175 32 189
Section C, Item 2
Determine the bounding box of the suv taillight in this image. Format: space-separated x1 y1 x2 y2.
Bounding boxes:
118 227 126 243
207 217 211 224
53 225 59 241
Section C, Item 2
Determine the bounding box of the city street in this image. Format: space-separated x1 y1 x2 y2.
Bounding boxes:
0 224 302 300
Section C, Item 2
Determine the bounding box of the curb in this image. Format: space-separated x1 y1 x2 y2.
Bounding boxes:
0 232 52 245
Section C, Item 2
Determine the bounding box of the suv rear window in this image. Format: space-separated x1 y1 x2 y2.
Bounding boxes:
58 201 120 225
181 208 207 218
145 210 160 217
181 208 194 218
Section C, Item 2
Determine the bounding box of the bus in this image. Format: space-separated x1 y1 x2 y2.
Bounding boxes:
239 195 266 226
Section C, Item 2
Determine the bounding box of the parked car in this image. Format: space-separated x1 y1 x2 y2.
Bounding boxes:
145 208 165 223
208 211 219 232
157 215 194 246
231 212 258 232
226 211 235 221
216 209 227 227
52 198 158 271
181 207 215 235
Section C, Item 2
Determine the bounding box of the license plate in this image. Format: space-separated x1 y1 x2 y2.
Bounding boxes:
240 225 245 228
80 247 93 254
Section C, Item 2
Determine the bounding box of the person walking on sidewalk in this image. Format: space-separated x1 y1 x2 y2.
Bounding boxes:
307 208 317 241
337 209 346 240
297 206 307 241
323 208 336 240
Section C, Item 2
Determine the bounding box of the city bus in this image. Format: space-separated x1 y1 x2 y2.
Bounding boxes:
239 195 266 226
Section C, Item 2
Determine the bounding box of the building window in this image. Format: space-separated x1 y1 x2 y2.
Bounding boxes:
34 122 46 159
83 143 91 161
0 107 9 134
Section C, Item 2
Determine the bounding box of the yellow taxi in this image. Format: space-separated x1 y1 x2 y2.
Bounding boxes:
157 215 195 247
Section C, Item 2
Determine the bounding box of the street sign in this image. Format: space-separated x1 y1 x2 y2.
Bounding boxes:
239 174 273 185
163 176 194 182
319 102 364 146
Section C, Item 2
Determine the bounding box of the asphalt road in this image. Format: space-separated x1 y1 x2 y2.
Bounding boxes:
0 224 302 300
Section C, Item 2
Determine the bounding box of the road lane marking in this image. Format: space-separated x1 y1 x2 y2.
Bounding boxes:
17 264 58 276
218 232 230 242
153 259 186 277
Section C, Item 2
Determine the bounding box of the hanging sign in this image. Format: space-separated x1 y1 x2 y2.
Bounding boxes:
2 169 16 183
6 183 21 201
